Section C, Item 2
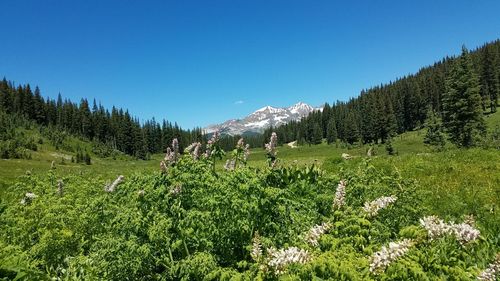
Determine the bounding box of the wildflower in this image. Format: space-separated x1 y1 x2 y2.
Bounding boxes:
172 138 179 162
204 131 220 158
419 216 452 240
236 138 244 149
251 231 262 262
20 192 37 205
244 144 250 162
57 180 64 196
160 161 168 173
305 222 333 247
161 139 182 172
192 142 201 160
363 195 398 217
185 142 202 160
419 215 480 244
265 132 278 167
137 189 145 197
341 153 353 160
370 239 414 273
477 253 500 281
104 175 124 192
332 180 347 209
451 222 480 244
265 132 277 157
267 246 311 275
224 159 236 171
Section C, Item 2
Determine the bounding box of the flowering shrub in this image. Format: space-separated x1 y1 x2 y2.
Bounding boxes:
419 215 481 244
265 132 278 167
369 239 414 273
362 195 398 217
332 180 346 209
225 138 250 171
0 156 497 280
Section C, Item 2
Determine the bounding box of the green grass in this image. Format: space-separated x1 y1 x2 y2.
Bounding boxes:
2 112 499 215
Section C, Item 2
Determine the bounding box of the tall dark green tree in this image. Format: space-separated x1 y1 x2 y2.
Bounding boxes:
479 45 499 113
326 118 337 144
442 46 486 147
344 112 359 144
311 122 323 145
423 108 445 150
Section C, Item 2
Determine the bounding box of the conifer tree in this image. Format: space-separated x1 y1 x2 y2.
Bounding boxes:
479 45 499 113
344 112 359 144
423 108 445 151
326 118 337 144
312 122 323 145
442 46 486 147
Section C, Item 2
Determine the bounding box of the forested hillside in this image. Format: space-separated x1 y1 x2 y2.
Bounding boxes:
0 80 204 158
266 40 500 145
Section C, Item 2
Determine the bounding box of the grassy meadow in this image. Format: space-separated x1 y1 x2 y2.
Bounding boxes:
0 112 498 280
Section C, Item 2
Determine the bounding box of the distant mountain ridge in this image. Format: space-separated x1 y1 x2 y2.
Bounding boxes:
204 102 322 136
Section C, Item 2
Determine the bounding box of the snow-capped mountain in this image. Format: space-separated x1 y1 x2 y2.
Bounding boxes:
204 102 322 136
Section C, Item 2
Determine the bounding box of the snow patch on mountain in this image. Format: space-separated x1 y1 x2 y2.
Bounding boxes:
204 102 322 136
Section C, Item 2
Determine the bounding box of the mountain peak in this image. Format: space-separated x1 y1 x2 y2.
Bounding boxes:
204 102 321 136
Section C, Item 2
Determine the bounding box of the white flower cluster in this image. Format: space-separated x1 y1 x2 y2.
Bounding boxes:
265 132 277 157
363 195 398 217
419 216 450 240
204 131 220 158
20 192 37 205
244 144 250 162
224 159 236 171
250 232 262 262
185 142 202 160
104 175 124 192
236 138 251 162
370 239 414 273
477 253 500 281
419 215 480 244
332 180 347 209
453 222 481 245
265 132 278 167
267 246 311 275
305 222 333 247
161 138 181 172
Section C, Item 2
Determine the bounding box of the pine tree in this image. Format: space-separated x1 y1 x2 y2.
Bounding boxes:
423 108 445 151
326 118 337 144
479 45 499 113
442 46 486 147
344 111 359 144
312 122 323 145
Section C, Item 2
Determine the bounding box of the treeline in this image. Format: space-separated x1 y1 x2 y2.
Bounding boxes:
218 133 265 152
266 40 499 145
0 80 203 158
0 111 39 159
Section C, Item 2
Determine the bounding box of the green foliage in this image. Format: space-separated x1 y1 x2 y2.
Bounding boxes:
423 109 446 151
442 46 486 147
0 154 497 280
0 112 37 159
326 118 337 145
385 138 396 155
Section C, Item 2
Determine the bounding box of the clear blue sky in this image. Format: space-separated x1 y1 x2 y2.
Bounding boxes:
1 1 499 128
